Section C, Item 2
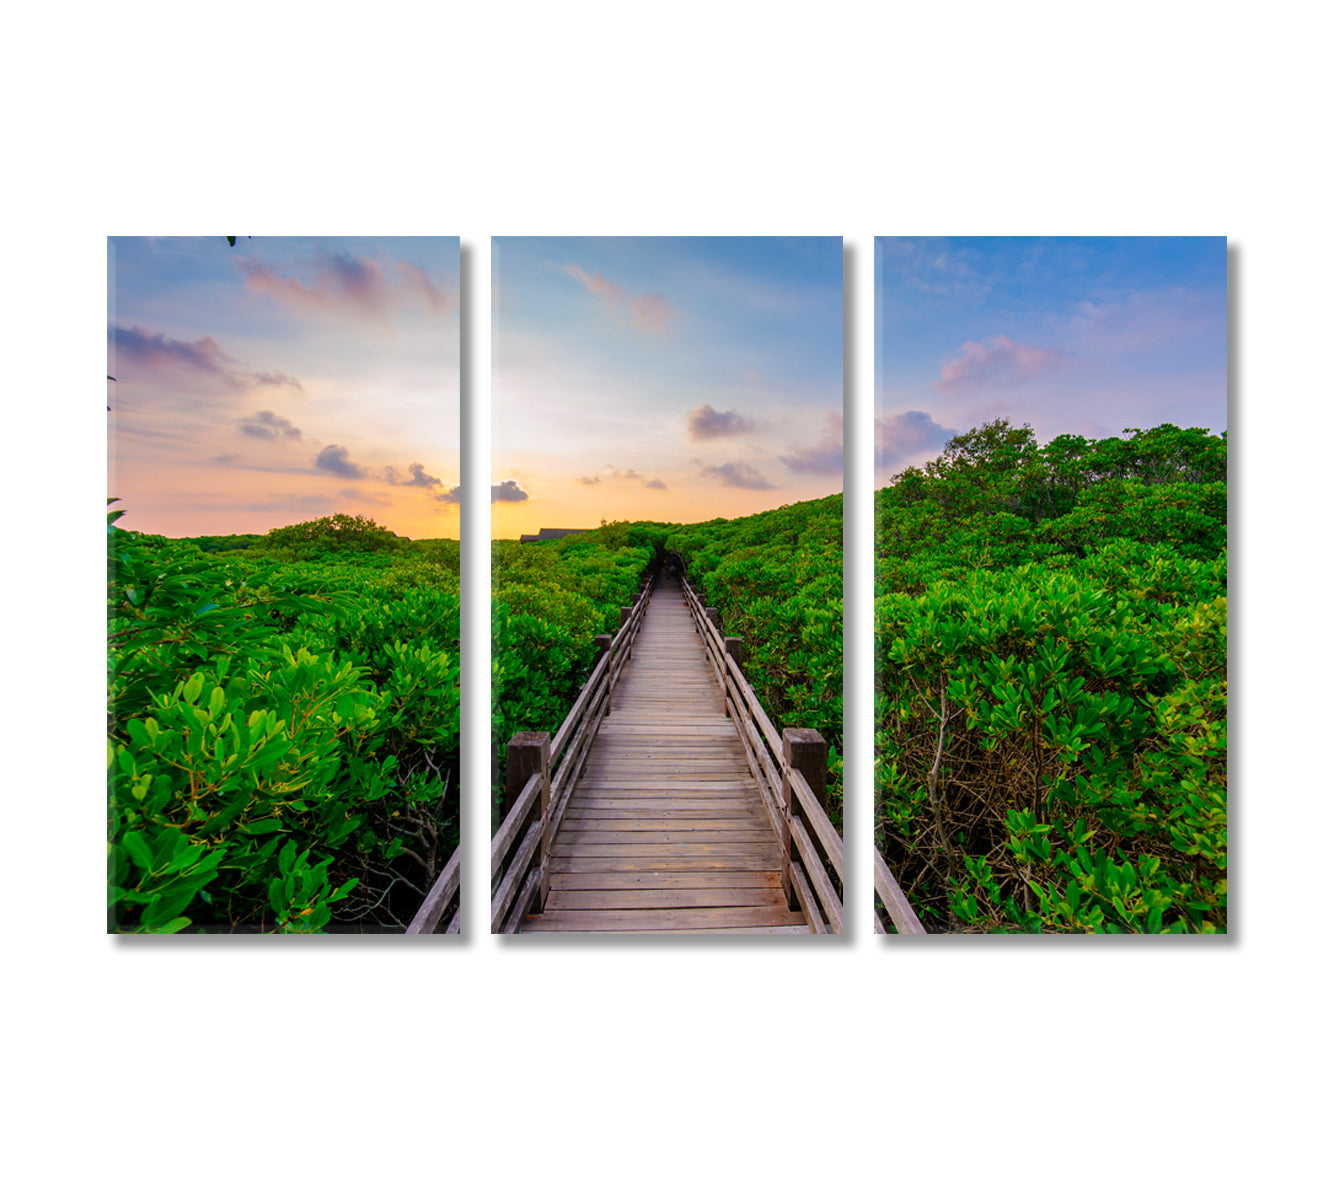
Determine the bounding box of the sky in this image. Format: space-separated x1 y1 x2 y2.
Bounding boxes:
875 236 1227 487
109 236 460 539
491 237 843 539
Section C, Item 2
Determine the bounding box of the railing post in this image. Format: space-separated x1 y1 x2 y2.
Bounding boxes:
705 606 722 633
593 633 614 703
506 731 552 911
620 605 634 660
724 636 745 679
782 728 827 907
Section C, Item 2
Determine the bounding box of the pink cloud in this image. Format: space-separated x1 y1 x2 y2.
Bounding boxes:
875 410 956 470
781 412 843 474
631 293 672 332
113 325 230 375
935 334 1063 392
698 460 775 490
395 261 453 313
110 325 302 393
687 403 753 441
562 263 674 333
239 252 454 321
563 264 625 304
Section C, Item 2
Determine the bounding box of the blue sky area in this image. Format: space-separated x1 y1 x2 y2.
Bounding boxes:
875 236 1227 486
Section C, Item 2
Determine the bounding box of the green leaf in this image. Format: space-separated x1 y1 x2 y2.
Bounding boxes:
121 830 154 872
139 917 192 935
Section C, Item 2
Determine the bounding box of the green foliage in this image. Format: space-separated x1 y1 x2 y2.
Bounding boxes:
491 529 659 823
667 494 844 828
874 424 1227 933
108 506 459 933
265 512 403 557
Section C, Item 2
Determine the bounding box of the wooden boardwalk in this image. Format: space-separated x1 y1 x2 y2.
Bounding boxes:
520 576 808 933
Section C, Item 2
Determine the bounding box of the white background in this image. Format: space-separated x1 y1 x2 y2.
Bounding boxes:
6 2 1330 1195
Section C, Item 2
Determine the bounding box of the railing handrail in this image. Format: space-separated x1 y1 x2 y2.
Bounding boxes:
404 844 462 935
874 847 927 934
680 575 844 934
489 574 654 932
679 571 927 935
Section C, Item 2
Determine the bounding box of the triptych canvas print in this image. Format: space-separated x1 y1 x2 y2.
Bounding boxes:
107 235 1227 937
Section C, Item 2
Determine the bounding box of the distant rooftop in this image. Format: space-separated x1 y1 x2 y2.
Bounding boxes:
519 527 590 544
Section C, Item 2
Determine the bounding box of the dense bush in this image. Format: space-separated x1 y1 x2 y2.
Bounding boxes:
108 507 460 933
491 527 660 826
667 495 843 829
875 422 1227 933
265 512 402 557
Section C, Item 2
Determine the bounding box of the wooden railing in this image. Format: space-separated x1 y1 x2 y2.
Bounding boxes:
679 573 844 934
873 846 927 934
404 844 462 934
489 576 654 933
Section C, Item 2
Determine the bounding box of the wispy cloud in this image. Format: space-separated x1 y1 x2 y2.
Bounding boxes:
562 263 674 333
381 462 443 488
492 479 530 503
876 410 956 470
935 334 1063 392
239 251 454 323
698 460 775 490
687 403 754 441
113 325 228 374
435 483 464 505
238 410 303 440
882 237 993 302
780 412 843 474
248 370 304 390
394 261 453 313
564 265 622 303
630 293 672 332
314 444 366 479
579 465 667 490
1067 288 1220 354
110 325 302 392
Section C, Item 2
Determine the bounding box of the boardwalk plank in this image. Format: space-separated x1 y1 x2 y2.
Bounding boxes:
551 852 784 871
557 829 774 845
545 888 785 911
548 869 782 889
521 905 807 932
522 576 805 935
560 817 771 832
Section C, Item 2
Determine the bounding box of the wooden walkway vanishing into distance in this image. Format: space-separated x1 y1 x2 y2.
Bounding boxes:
522 575 806 933
410 561 925 936
484 559 872 937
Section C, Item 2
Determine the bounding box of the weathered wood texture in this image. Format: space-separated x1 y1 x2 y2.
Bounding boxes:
519 575 807 934
404 845 462 935
683 577 844 935
874 846 928 934
491 585 652 932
